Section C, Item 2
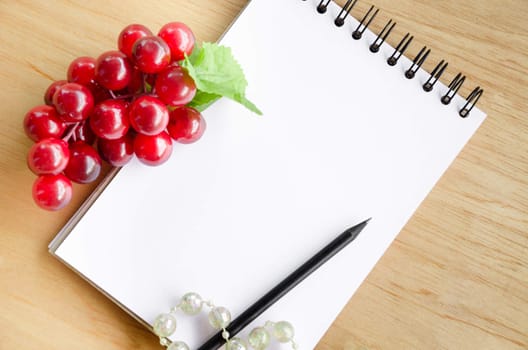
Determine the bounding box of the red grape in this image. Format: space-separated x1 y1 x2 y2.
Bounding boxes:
44 80 67 105
158 22 195 61
90 99 129 140
64 141 102 183
67 57 96 86
98 133 134 167
27 138 69 175
23 105 66 142
25 22 216 210
132 36 171 73
134 131 172 166
154 65 196 106
128 67 144 94
128 96 169 135
118 24 153 59
167 106 206 143
87 81 113 104
95 51 132 91
32 174 73 211
53 83 94 122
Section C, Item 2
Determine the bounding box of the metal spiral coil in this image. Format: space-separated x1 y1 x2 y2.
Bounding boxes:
306 0 484 117
352 5 378 40
317 0 331 13
459 87 483 118
369 19 396 53
442 73 466 105
406 46 430 79
388 33 413 66
423 60 448 92
334 0 357 26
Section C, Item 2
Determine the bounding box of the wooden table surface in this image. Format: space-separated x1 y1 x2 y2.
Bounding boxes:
1 0 527 349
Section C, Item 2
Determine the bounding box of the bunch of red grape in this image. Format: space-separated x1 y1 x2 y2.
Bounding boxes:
24 23 206 211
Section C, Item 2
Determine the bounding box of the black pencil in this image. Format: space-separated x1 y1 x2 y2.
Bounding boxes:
197 218 371 350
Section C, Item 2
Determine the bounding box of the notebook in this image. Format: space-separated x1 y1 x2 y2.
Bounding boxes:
49 0 487 348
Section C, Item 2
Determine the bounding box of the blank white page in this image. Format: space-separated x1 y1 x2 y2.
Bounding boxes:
51 0 486 348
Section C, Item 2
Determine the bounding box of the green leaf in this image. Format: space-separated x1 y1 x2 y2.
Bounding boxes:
183 43 247 94
187 90 221 112
186 42 203 65
182 42 262 115
233 93 262 115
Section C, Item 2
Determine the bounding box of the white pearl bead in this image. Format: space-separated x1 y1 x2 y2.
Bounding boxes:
168 340 190 350
272 321 295 342
153 313 177 337
208 306 231 329
226 337 248 350
180 292 203 315
248 327 270 350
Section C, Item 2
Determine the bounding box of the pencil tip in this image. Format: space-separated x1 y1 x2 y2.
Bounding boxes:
344 217 371 241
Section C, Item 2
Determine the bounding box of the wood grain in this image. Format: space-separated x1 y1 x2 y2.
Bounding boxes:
0 1 527 349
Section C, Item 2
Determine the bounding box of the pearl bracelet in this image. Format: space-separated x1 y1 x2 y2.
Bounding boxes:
153 292 298 350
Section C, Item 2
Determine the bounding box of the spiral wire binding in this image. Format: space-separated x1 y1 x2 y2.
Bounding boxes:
369 19 396 53
352 5 378 40
307 0 483 117
317 0 331 13
405 46 430 79
442 73 465 105
388 33 413 66
334 0 358 26
459 87 483 118
423 60 448 92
